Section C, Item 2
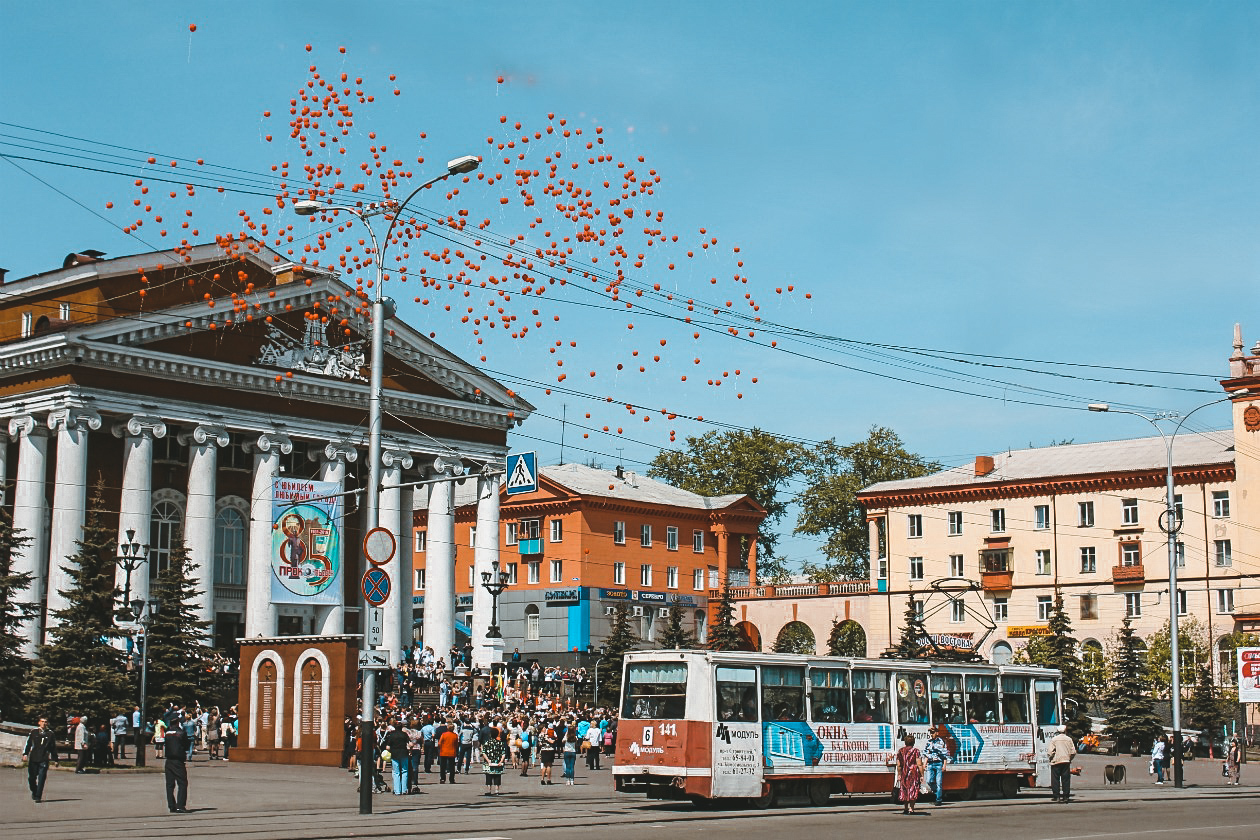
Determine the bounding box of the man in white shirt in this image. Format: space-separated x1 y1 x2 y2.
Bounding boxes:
1047 725 1078 802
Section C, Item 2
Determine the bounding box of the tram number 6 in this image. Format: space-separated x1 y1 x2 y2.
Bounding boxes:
659 723 677 737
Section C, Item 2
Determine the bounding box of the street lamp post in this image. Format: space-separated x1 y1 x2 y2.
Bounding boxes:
593 644 609 708
1089 394 1249 788
116 529 148 610
294 153 479 816
129 596 162 768
480 558 510 639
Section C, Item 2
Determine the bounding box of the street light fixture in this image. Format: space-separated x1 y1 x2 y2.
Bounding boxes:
116 529 148 609
593 644 609 708
293 153 480 816
129 596 162 767
1089 393 1251 788
480 558 510 639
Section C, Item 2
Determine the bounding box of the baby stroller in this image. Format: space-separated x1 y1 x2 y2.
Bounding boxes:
356 760 389 793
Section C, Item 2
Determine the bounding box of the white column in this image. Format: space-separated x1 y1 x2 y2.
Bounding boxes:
181 424 229 632
379 446 414 659
112 415 167 605
422 458 461 664
245 431 292 638
471 472 503 670
398 483 415 649
9 415 49 655
45 408 102 630
311 441 357 635
0 429 8 507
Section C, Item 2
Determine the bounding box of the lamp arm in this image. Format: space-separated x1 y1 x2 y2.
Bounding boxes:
378 171 454 266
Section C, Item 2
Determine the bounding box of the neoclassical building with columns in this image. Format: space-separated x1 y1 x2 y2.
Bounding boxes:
0 242 531 663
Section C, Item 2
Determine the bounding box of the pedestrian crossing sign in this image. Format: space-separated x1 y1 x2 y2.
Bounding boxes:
506 451 538 495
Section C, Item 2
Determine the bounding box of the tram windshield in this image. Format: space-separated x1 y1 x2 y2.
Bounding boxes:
810 669 850 723
622 662 688 719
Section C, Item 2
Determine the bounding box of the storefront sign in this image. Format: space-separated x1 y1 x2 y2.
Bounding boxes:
545 588 582 605
1008 625 1051 638
638 591 668 603
600 588 632 601
928 632 974 650
670 594 699 606
1239 648 1260 703
456 594 474 609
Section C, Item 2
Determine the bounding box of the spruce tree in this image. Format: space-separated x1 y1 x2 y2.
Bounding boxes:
887 594 929 659
1102 617 1162 756
144 534 214 710
0 508 33 721
1022 594 1091 740
1186 665 1229 751
598 601 639 707
773 622 816 654
658 603 696 650
706 584 744 651
826 618 867 657
26 479 130 727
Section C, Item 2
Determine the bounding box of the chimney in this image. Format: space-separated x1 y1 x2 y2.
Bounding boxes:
615 465 624 480
975 455 995 477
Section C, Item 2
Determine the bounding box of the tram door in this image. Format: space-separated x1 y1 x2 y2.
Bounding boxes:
712 665 763 797
1032 679 1059 786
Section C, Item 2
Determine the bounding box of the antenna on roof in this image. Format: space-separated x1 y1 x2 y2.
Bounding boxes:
559 403 566 465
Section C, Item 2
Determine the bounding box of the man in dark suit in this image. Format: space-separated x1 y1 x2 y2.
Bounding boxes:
23 717 58 802
163 716 189 813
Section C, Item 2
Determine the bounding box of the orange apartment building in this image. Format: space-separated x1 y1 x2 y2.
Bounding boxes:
411 462 766 664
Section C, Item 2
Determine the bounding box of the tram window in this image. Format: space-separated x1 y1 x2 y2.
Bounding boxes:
851 670 891 723
1034 679 1059 725
895 673 930 724
810 669 851 723
715 666 759 722
965 675 998 724
930 674 965 724
621 663 688 720
762 666 806 722
1001 676 1030 724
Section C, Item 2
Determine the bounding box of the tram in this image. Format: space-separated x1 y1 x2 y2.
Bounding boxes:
612 649 1062 807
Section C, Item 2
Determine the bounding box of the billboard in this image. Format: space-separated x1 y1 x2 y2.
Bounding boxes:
1239 647 1260 703
270 478 342 605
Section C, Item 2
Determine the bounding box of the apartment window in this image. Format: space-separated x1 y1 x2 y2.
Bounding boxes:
1078 501 1094 527
1079 595 1098 621
525 606 540 641
992 598 1008 622
613 561 625 585
505 563 518 585
549 558 563 583
666 526 679 551
504 522 517 546
948 511 963 536
469 527 476 548
693 568 704 590
1036 549 1052 575
414 531 427 553
1080 547 1096 574
550 519 563 542
59 302 71 320
1213 491 1231 519
1176 589 1188 616
613 521 626 545
877 558 889 580
1037 596 1053 621
1125 593 1142 618
667 566 679 589
1122 498 1139 526
520 518 540 540
1175 541 1185 568
709 567 719 588
950 600 966 623
640 564 653 587
1034 505 1050 530
908 514 923 538
527 561 540 585
949 554 965 578
991 508 1006 533
1217 588 1236 614
20 312 32 338
1121 543 1141 567
1215 540 1233 567
913 599 925 620
414 568 426 590
640 524 652 547
982 549 1012 573
909 556 924 581
692 530 704 552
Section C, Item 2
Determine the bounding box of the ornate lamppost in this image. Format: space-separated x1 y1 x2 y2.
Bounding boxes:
130 597 162 767
116 529 148 608
480 558 511 639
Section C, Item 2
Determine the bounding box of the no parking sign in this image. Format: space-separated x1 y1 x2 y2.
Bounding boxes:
1238 648 1260 703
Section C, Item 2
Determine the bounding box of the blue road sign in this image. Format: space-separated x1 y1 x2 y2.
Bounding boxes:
506 451 538 495
362 567 391 606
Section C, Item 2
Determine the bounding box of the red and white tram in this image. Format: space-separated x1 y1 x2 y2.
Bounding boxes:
613 649 1062 807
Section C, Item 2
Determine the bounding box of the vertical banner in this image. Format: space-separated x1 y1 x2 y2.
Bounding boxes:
270 478 342 605
1239 648 1260 703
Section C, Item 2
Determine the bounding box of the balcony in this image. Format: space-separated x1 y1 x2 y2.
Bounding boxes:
1113 564 1145 584
980 570 1013 592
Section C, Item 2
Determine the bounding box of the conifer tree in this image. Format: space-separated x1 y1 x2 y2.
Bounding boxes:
658 603 696 650
26 480 130 726
706 584 744 651
826 618 867 657
0 508 33 720
1186 664 1229 751
144 533 214 710
1022 593 1091 740
1103 617 1163 755
598 601 640 706
887 594 929 659
773 622 816 654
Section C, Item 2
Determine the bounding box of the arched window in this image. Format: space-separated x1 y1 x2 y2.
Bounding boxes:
214 505 248 585
991 640 1013 665
149 490 185 580
525 604 540 642
693 609 708 645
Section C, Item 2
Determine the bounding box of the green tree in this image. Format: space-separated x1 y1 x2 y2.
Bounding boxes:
773 621 816 654
0 509 33 720
1146 616 1210 700
649 428 808 582
1186 664 1229 749
144 534 214 711
1021 594 1090 740
26 480 131 727
1103 618 1163 755
597 602 639 707
827 619 867 657
706 585 745 651
795 427 939 580
657 603 696 650
887 594 929 659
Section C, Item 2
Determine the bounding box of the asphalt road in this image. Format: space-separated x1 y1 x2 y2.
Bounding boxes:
2 752 1256 839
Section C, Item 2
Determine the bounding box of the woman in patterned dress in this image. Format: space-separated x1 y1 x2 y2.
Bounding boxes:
896 734 925 814
481 726 507 796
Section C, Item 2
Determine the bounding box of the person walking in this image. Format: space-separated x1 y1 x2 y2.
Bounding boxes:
894 734 924 815
73 716 91 774
1151 734 1168 784
163 721 189 813
458 716 478 774
1047 725 1077 802
23 717 58 802
923 725 951 805
562 729 579 785
481 725 506 795
1226 736 1243 785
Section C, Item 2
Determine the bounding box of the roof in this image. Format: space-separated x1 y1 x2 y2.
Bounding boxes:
539 463 751 511
860 432 1234 496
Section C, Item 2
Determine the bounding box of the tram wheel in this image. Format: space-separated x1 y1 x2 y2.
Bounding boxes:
999 776 1020 798
806 780 831 807
748 785 777 809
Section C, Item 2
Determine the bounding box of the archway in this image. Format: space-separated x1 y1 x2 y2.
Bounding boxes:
990 640 1013 665
773 620 817 654
735 620 761 652
828 619 867 657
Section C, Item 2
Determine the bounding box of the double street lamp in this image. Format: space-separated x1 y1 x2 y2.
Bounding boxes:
294 153 480 816
116 529 148 608
129 596 162 768
480 558 510 639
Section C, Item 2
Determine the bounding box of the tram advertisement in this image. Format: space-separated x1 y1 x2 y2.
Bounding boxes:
761 721 1036 770
713 722 763 797
270 478 342 605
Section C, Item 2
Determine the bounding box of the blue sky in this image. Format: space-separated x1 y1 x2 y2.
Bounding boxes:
3 2 1258 568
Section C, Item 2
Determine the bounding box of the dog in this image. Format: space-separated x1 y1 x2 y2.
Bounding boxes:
1103 764 1127 784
